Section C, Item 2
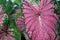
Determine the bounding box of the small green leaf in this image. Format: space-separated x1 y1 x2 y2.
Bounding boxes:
13 27 21 40
35 0 39 4
15 12 23 20
14 0 23 6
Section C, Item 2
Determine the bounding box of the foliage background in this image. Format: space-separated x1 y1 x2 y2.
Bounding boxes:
0 0 60 40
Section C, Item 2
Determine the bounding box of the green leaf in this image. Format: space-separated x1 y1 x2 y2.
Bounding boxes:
9 22 21 40
3 17 9 26
9 23 21 40
58 18 60 32
14 0 23 6
4 0 13 15
0 26 4 30
9 16 21 40
13 26 21 40
35 0 39 4
15 12 23 20
0 0 6 6
0 0 6 11
54 1 60 15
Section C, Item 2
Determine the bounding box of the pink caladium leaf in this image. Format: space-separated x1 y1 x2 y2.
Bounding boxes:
15 9 25 31
22 0 59 40
0 7 15 40
16 18 25 31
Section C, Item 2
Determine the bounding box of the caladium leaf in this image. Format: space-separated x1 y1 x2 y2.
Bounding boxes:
30 0 40 5
16 18 25 32
0 7 8 30
22 0 58 40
